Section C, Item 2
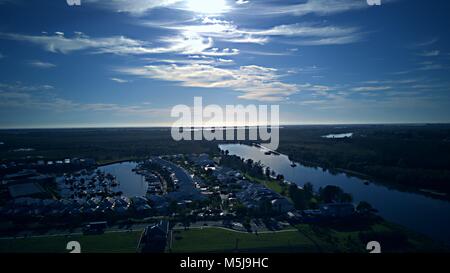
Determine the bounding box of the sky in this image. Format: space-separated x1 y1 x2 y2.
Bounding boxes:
0 0 449 128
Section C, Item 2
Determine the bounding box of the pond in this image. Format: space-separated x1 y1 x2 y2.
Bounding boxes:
219 144 450 244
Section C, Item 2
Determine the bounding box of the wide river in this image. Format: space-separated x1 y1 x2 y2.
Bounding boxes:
219 144 450 244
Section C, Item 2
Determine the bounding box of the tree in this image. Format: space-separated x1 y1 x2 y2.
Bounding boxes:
357 201 376 215
303 182 314 199
319 185 350 203
341 192 353 203
289 184 308 210
276 174 285 181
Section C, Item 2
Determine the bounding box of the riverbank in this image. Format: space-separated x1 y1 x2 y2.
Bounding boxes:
219 143 450 245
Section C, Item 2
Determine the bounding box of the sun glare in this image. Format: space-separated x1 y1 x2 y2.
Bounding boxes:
185 0 230 14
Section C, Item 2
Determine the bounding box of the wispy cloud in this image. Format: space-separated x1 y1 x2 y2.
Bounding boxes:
118 64 299 101
1 32 150 55
84 0 183 15
352 86 392 92
236 0 249 5
411 37 439 48
0 82 167 116
417 61 444 71
288 35 363 46
1 31 238 57
145 56 235 66
110 78 130 83
0 82 54 92
145 16 363 47
417 50 440 57
28 60 56 69
239 0 370 17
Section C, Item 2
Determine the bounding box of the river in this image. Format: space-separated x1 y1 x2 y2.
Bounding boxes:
219 144 450 244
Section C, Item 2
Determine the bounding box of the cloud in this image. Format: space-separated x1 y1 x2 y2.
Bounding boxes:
148 17 363 46
417 62 443 71
0 31 238 57
147 17 266 45
289 35 363 46
118 63 299 101
110 78 130 83
84 0 183 15
352 86 392 92
240 0 369 16
0 82 166 115
1 32 149 55
240 50 291 56
0 82 54 92
411 38 439 48
417 50 440 57
28 60 56 69
145 56 235 66
247 23 359 37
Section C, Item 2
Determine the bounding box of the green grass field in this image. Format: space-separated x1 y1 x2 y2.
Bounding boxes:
0 231 143 253
171 228 319 253
171 223 445 253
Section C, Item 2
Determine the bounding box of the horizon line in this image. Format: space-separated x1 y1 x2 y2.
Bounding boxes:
1 122 450 130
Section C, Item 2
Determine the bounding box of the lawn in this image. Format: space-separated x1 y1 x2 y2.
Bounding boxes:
171 228 319 253
0 230 143 253
171 223 445 253
244 174 288 196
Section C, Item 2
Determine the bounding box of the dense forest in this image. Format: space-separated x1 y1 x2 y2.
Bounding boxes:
277 125 450 197
0 128 216 164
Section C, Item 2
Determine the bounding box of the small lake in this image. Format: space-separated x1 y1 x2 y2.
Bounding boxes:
98 162 147 197
219 144 450 244
322 133 353 139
